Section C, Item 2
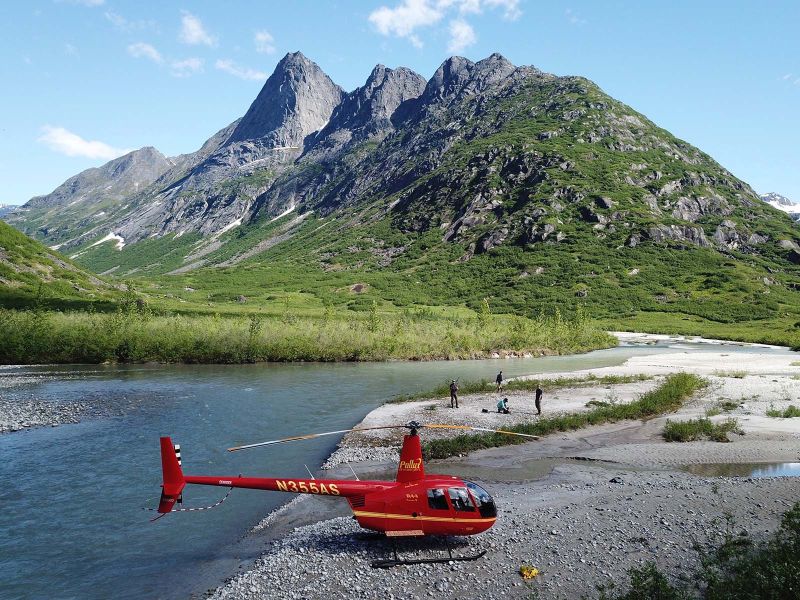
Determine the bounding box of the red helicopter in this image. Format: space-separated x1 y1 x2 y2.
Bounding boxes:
155 421 538 566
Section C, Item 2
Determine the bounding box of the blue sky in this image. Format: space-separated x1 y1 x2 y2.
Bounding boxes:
1 0 798 205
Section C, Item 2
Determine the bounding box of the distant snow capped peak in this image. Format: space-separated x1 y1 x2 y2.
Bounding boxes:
0 203 17 219
761 193 800 221
761 192 795 207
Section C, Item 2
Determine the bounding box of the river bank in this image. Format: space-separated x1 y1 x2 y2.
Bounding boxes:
0 308 614 364
6 351 668 600
209 334 800 599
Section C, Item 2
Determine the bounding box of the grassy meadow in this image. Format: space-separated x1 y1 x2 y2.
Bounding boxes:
0 298 615 364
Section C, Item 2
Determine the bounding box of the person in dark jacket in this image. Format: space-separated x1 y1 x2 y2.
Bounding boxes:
495 370 503 393
535 384 543 415
449 379 459 409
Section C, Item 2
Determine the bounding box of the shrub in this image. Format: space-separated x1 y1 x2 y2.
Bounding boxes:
662 417 742 442
598 503 800 599
424 373 705 458
766 404 800 418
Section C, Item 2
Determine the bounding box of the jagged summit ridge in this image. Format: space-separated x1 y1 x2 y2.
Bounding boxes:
311 64 426 151
227 51 345 148
10 51 799 278
422 53 519 102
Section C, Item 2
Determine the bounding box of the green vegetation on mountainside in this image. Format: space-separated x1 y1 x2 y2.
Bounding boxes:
0 221 116 309
6 64 800 354
58 76 800 348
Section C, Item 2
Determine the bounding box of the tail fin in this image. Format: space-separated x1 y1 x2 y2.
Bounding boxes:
396 434 425 483
158 437 186 514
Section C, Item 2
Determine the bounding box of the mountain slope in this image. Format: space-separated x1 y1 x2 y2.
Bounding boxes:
0 221 116 308
7 53 800 343
7 146 172 246
0 204 16 219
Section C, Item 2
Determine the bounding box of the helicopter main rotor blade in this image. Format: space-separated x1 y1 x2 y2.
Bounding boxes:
228 425 406 452
422 424 539 440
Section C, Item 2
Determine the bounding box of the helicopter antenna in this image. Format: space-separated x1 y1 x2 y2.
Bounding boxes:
304 465 316 480
347 463 361 481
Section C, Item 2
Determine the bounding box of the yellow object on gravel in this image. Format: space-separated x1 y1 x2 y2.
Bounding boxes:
520 565 540 579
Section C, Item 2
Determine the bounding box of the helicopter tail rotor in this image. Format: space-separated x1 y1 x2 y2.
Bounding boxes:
157 437 186 514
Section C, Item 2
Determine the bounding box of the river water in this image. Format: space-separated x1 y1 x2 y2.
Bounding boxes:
0 339 791 599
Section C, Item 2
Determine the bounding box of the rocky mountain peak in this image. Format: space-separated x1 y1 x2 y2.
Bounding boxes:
325 64 425 134
761 192 800 222
422 53 518 103
22 147 171 210
227 51 345 147
423 56 475 101
761 192 795 207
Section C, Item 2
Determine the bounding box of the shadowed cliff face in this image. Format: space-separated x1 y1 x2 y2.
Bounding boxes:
9 52 800 278
228 51 345 147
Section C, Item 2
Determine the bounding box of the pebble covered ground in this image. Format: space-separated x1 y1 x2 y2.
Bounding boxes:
0 369 90 432
0 367 154 433
0 395 87 432
210 349 800 600
210 466 798 599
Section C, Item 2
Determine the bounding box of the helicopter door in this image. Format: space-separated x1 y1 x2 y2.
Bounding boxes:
447 487 476 513
427 488 450 511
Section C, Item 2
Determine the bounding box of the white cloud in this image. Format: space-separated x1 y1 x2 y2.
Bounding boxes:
104 10 158 32
782 73 792 80
369 0 444 47
65 43 78 56
180 11 216 46
484 0 521 20
215 59 266 81
447 19 476 53
38 126 131 160
255 30 276 54
369 0 521 48
171 57 203 78
127 42 163 64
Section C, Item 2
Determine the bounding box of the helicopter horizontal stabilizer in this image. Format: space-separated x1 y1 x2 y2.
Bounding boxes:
158 436 186 514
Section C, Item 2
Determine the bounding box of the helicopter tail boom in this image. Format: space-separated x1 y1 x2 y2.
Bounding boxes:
158 436 186 513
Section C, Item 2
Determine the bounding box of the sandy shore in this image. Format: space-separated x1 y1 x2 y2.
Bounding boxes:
209 335 800 599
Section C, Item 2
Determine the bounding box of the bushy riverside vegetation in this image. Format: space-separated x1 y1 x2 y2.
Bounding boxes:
662 417 743 442
0 300 614 364
423 373 706 459
766 404 800 418
390 373 652 403
598 502 800 599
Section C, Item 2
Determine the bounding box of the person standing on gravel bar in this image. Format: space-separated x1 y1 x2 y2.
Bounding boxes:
535 383 543 415
495 370 503 393
496 397 509 414
449 379 459 409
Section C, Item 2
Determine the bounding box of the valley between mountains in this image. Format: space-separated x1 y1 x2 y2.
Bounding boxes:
2 51 800 356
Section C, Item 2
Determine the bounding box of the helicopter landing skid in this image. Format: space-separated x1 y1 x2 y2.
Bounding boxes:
371 538 487 569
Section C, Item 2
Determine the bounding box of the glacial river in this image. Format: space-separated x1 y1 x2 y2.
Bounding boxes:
0 339 790 599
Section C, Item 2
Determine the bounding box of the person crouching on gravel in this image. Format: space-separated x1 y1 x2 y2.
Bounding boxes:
449 379 459 409
496 397 509 414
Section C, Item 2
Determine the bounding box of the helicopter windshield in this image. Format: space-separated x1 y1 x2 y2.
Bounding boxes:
465 481 497 518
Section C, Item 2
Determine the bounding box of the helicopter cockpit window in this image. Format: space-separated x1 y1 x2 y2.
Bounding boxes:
448 487 476 512
466 481 497 518
427 488 449 510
